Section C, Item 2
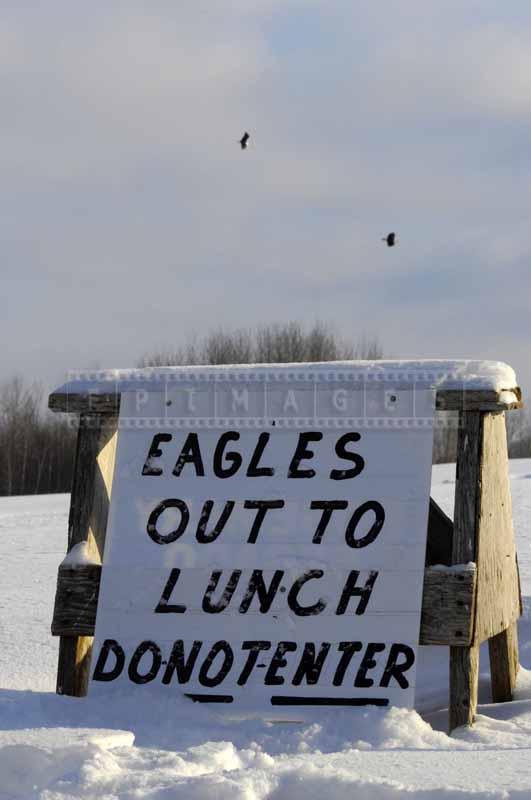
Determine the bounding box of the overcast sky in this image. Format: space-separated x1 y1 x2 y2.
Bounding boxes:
2 1 531 398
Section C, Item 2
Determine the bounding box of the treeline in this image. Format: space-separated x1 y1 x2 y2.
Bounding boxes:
137 322 383 367
0 378 77 496
1 323 529 495
1 323 381 497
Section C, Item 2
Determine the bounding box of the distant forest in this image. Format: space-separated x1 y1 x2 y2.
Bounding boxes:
1 323 529 496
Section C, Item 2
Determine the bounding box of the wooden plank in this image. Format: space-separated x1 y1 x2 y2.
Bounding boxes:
474 412 521 705
65 416 100 553
49 392 121 415
475 413 521 642
89 418 118 561
449 411 482 731
488 621 519 702
453 412 481 564
52 564 476 647
420 569 476 646
436 389 522 412
52 565 102 637
55 415 118 697
56 636 93 698
49 388 522 416
449 644 480 731
448 409 522 727
56 415 96 696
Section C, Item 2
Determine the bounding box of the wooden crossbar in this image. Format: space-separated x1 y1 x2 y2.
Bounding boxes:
51 563 477 647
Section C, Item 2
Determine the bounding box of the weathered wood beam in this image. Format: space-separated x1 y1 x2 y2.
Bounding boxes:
56 415 98 697
49 393 121 415
475 413 521 641
435 389 522 412
477 413 521 703
49 387 522 416
420 569 476 646
449 411 482 732
488 621 520 702
52 565 102 637
52 564 477 648
56 415 118 697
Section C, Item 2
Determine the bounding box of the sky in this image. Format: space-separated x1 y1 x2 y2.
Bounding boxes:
2 1 531 399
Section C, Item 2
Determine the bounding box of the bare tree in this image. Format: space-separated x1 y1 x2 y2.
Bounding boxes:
202 328 254 365
352 334 384 361
0 377 39 495
254 322 353 363
137 340 201 368
0 377 76 496
139 321 374 367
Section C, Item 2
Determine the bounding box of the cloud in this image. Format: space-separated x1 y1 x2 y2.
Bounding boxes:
0 2 530 395
374 26 531 121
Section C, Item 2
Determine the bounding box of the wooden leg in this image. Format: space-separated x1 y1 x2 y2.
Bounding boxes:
449 644 479 732
489 621 519 702
56 636 93 697
55 414 117 697
449 412 481 733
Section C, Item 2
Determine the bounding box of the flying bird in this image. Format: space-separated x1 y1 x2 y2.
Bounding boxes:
383 232 396 247
239 132 250 150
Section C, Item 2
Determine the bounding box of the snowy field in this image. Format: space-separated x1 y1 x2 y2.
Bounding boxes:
1 462 531 799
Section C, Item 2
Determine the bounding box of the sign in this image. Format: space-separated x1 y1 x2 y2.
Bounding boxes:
90 367 435 713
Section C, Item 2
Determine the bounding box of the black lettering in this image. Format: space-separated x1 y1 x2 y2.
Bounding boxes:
213 432 242 478
246 433 274 477
244 500 284 544
330 433 364 480
333 641 363 686
196 500 235 543
173 433 205 477
380 644 415 689
237 641 272 686
287 432 322 478
310 500 348 544
146 499 189 544
92 639 125 682
202 570 242 613
292 642 331 686
162 640 202 685
198 641 234 687
142 433 172 476
154 568 187 614
287 570 326 616
239 570 284 613
345 501 385 548
335 570 379 615
265 641 297 685
128 641 162 685
354 643 386 688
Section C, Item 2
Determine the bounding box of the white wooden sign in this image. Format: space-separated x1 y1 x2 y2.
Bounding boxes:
91 367 435 713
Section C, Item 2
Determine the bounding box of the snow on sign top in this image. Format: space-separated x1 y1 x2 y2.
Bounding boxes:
53 359 518 395
90 374 437 716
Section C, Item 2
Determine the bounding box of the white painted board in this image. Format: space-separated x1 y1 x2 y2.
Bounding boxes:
91 369 435 714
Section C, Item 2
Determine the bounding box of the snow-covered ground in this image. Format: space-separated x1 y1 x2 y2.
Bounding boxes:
1 462 531 799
